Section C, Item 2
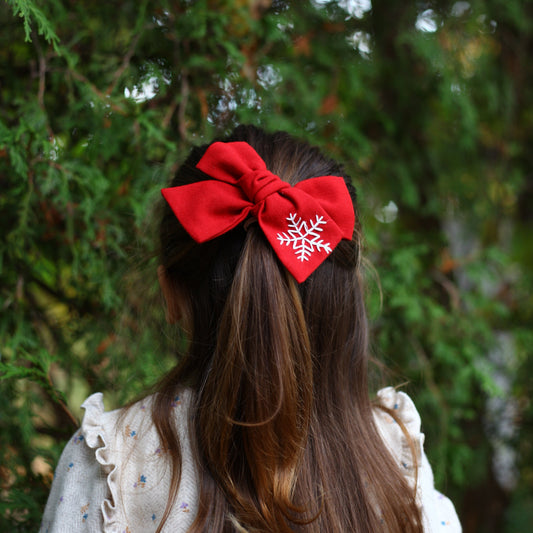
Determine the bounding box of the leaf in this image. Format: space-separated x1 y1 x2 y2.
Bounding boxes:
6 0 60 50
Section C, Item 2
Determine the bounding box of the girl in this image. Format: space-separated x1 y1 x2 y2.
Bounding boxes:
41 125 461 532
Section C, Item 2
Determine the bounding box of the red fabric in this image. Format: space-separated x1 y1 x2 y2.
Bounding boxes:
161 141 354 283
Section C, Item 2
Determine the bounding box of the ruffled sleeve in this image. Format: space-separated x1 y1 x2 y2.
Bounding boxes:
40 393 113 532
41 391 198 533
374 387 462 533
80 392 123 531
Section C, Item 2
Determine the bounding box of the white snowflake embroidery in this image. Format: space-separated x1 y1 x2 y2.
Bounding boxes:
276 213 332 262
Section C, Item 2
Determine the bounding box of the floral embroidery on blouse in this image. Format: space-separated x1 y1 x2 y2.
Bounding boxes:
133 474 147 488
154 445 169 456
171 395 181 407
125 424 138 439
72 432 84 444
180 502 190 512
80 503 89 522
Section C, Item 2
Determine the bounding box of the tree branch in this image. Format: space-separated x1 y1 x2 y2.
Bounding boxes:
178 71 190 140
31 30 55 139
106 32 142 96
68 69 127 114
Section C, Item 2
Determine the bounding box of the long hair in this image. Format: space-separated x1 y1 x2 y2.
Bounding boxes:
155 125 422 532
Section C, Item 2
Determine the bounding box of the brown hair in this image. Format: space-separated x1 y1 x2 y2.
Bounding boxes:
154 125 422 532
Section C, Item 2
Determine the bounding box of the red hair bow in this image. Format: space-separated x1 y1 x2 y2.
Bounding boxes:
161 141 354 283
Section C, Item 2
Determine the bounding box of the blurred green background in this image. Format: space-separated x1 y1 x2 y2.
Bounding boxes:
1 0 532 531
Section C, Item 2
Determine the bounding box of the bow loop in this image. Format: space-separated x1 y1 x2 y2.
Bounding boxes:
161 141 355 283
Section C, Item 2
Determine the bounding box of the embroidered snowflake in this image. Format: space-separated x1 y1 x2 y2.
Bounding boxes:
276 213 332 262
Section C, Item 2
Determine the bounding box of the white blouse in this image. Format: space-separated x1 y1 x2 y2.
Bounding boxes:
40 388 461 532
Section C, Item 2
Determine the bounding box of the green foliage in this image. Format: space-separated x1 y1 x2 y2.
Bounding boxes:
5 0 60 49
1 0 532 531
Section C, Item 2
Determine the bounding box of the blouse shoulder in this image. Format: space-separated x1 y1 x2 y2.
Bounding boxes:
374 387 462 533
42 390 199 533
374 387 422 476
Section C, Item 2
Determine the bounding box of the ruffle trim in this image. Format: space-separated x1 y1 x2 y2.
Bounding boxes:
375 387 424 493
81 393 122 533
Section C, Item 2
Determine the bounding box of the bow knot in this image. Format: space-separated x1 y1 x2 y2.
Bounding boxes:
238 168 290 205
161 141 354 283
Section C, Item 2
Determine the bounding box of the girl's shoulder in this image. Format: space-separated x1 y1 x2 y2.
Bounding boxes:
80 389 195 450
83 389 198 529
373 386 423 471
41 390 198 533
373 387 462 533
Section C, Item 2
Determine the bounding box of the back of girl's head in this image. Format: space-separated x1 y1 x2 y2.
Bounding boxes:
156 125 421 533
159 124 366 385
